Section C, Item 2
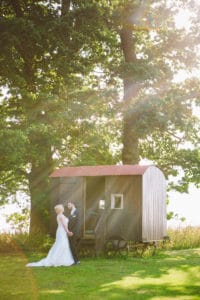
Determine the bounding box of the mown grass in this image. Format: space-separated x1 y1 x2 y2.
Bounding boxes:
0 248 200 299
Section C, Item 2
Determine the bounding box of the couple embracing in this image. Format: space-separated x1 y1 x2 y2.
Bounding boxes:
26 202 80 267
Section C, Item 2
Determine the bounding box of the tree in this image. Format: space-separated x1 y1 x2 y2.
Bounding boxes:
104 0 200 190
0 0 119 233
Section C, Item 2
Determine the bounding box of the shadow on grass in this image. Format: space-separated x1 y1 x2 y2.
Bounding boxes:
96 283 200 300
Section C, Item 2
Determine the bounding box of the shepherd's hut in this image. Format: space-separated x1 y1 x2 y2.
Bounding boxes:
50 165 167 253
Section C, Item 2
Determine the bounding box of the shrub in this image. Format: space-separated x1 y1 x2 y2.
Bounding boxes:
0 232 54 253
0 234 17 253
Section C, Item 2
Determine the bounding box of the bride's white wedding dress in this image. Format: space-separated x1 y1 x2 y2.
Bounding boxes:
26 214 74 267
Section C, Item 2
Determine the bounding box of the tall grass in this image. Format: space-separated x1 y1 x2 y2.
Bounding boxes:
166 226 200 250
0 226 200 255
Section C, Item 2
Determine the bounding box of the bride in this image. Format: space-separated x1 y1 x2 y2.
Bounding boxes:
26 204 75 267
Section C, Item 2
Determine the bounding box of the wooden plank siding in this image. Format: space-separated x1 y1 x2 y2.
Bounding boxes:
131 176 143 242
59 177 84 236
105 176 142 241
84 176 105 238
142 166 167 241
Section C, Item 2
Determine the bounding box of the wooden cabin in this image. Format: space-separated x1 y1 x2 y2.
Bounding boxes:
50 165 167 251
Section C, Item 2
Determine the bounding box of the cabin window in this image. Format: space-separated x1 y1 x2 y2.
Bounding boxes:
99 199 105 209
111 194 123 209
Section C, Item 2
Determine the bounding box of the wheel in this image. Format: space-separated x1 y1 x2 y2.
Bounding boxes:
104 240 116 258
117 240 129 257
130 242 146 257
104 237 129 258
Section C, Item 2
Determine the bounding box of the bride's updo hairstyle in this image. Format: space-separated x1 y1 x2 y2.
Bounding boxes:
54 204 64 214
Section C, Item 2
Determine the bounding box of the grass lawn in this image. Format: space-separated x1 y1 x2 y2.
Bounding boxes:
0 248 200 300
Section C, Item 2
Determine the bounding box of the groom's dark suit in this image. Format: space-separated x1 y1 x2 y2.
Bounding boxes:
68 208 80 264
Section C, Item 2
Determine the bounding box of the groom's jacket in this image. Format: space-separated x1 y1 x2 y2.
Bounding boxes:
68 209 81 238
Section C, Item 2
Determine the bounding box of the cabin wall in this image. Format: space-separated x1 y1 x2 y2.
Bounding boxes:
50 176 84 236
84 177 105 237
105 176 142 241
61 176 84 236
59 177 84 204
131 176 143 241
142 167 167 241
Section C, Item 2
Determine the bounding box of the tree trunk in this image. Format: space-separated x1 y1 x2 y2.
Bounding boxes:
61 0 71 16
28 151 54 234
120 26 140 164
122 115 139 164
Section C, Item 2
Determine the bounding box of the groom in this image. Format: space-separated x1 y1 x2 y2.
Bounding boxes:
67 201 80 265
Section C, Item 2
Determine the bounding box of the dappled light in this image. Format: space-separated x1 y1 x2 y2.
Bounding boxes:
40 289 65 294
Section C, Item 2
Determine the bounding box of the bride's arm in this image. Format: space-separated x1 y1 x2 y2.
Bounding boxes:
59 215 73 236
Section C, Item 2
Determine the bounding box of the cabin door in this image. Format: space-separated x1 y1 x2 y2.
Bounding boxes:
84 177 105 238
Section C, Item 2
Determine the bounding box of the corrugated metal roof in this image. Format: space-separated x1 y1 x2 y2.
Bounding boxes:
50 164 151 177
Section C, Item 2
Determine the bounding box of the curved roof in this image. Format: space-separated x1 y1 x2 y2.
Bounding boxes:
50 164 152 177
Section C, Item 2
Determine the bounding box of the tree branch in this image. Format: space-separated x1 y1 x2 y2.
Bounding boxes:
10 0 23 17
61 0 71 16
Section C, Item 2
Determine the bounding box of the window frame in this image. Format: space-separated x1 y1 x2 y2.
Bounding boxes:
111 193 124 209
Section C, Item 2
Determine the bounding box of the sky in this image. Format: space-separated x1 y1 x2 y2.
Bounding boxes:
167 3 200 228
0 205 17 233
167 185 200 228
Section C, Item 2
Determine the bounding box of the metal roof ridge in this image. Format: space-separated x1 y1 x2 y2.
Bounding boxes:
50 164 152 177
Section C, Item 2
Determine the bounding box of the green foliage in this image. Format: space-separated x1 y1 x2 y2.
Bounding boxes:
0 0 121 231
102 0 200 171
167 211 186 224
6 209 29 233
